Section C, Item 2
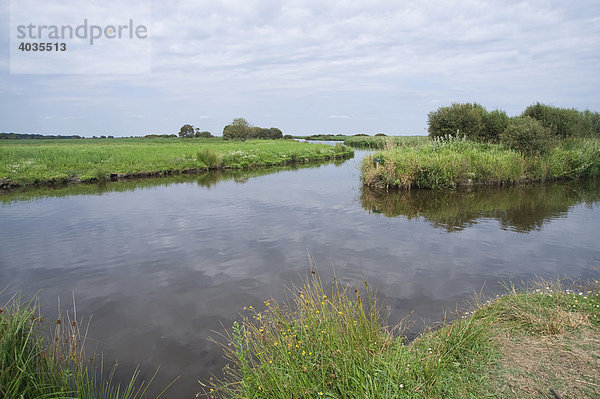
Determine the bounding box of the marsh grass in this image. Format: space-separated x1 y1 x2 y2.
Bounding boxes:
0 292 174 398
0 138 353 188
202 269 497 398
361 137 600 189
202 272 600 398
197 147 223 169
343 136 428 149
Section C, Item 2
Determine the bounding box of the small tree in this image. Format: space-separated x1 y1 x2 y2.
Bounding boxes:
223 118 252 140
179 124 195 138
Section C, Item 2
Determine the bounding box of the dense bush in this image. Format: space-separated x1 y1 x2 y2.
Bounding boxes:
223 118 283 140
428 102 599 146
250 127 283 139
482 110 510 143
195 130 213 138
500 116 554 155
427 103 488 141
523 103 600 138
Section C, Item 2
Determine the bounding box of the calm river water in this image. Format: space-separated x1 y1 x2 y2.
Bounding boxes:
1 149 599 397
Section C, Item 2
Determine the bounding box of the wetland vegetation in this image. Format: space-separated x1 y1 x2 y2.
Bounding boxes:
203 272 600 399
0 294 173 399
361 103 600 190
3 104 600 398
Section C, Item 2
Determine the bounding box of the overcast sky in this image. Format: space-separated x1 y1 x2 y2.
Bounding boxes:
1 0 599 137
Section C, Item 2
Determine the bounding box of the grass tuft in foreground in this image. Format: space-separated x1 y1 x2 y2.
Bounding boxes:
202 273 600 398
0 292 174 398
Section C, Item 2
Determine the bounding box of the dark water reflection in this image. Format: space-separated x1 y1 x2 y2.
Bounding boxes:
361 179 600 233
1 150 599 397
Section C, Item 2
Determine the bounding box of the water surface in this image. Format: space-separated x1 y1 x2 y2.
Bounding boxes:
1 150 599 397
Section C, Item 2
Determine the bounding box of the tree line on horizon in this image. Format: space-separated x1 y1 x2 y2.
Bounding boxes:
0 133 83 140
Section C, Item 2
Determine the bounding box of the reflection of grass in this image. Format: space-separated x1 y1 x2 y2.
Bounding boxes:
361 137 600 189
0 138 353 188
0 159 348 205
0 293 173 398
361 179 600 232
204 272 600 398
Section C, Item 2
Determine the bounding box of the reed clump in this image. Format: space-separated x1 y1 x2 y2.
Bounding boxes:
0 293 173 398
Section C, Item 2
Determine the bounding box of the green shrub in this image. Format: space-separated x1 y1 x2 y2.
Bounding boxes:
482 109 510 143
223 118 284 140
427 103 487 141
523 103 600 138
500 116 554 156
195 130 213 138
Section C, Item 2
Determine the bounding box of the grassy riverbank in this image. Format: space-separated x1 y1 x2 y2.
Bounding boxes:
3 276 598 398
361 137 600 189
0 138 353 189
0 294 172 398
204 274 600 398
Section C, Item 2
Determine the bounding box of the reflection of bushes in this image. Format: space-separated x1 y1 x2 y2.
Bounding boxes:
360 179 600 232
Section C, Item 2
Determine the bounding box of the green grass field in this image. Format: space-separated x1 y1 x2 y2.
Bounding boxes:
0 138 353 188
361 137 600 189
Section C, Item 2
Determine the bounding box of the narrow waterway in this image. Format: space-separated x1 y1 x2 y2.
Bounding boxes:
1 150 599 397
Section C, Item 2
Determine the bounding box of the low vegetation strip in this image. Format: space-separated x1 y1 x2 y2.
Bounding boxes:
203 273 600 398
361 137 600 189
343 135 428 149
0 138 353 189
